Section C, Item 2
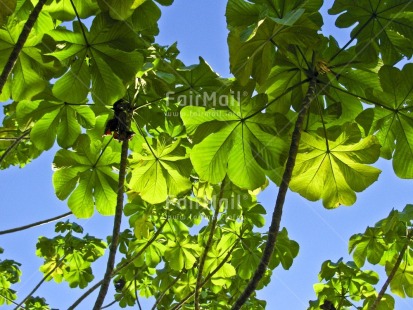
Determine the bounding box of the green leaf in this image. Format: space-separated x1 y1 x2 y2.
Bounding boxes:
357 64 413 178
0 0 16 26
269 227 299 270
228 15 319 85
0 14 60 100
181 94 287 190
164 237 200 271
129 137 192 204
290 124 381 208
16 100 96 150
52 134 119 218
48 13 143 104
348 227 387 267
387 261 413 298
329 0 413 64
44 0 99 21
100 0 146 20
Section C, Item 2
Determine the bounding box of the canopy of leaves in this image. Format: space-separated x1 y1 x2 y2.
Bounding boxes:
1 0 413 308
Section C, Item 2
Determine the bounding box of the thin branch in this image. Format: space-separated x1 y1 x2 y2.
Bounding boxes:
151 270 185 310
231 76 318 310
92 137 129 309
0 0 48 95
0 292 21 307
171 240 239 310
0 212 72 235
0 137 30 141
69 0 89 46
134 274 142 310
67 219 168 310
329 15 375 62
369 232 412 310
14 255 67 310
194 179 226 310
0 130 30 165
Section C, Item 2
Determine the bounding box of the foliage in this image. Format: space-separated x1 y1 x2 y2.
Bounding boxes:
1 0 413 309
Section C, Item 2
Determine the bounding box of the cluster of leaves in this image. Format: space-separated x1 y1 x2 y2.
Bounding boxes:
0 0 413 308
36 221 107 289
0 247 21 306
310 204 413 309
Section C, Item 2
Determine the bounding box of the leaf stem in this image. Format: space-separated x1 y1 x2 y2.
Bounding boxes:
194 179 227 310
369 231 412 310
92 138 129 309
0 130 31 166
69 0 89 46
231 76 318 309
0 0 48 95
13 255 67 310
171 240 239 310
67 219 167 309
151 270 185 310
0 212 72 235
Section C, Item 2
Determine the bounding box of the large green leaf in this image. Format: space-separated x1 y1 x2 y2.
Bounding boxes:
52 134 119 218
329 0 413 64
357 64 413 178
290 124 381 208
129 137 192 204
16 100 95 150
181 94 287 190
164 237 201 271
228 15 319 85
0 12 61 100
48 13 143 105
387 261 413 298
44 0 99 21
97 0 146 20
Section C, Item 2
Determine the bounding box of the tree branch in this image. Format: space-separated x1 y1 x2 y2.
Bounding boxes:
0 130 30 166
92 138 129 309
0 212 72 235
0 0 48 95
67 219 168 309
151 269 185 310
369 231 412 310
14 255 66 310
171 240 239 310
231 76 318 309
194 179 226 310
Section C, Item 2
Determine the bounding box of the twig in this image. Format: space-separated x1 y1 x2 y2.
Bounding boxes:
92 138 129 309
67 220 167 309
231 75 318 309
0 130 30 165
151 270 185 310
369 232 412 310
14 255 66 310
171 240 239 310
0 0 48 95
194 179 226 309
0 212 72 235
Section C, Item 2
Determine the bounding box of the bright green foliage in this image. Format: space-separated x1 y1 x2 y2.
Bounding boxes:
290 124 381 208
312 205 413 309
329 0 413 64
16 99 96 150
1 0 413 308
25 296 50 310
36 221 106 289
0 248 21 306
181 94 287 190
357 64 413 178
129 136 192 204
48 13 144 105
310 259 381 310
52 134 119 218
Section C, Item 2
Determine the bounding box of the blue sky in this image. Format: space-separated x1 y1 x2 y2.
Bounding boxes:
1 1 413 309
